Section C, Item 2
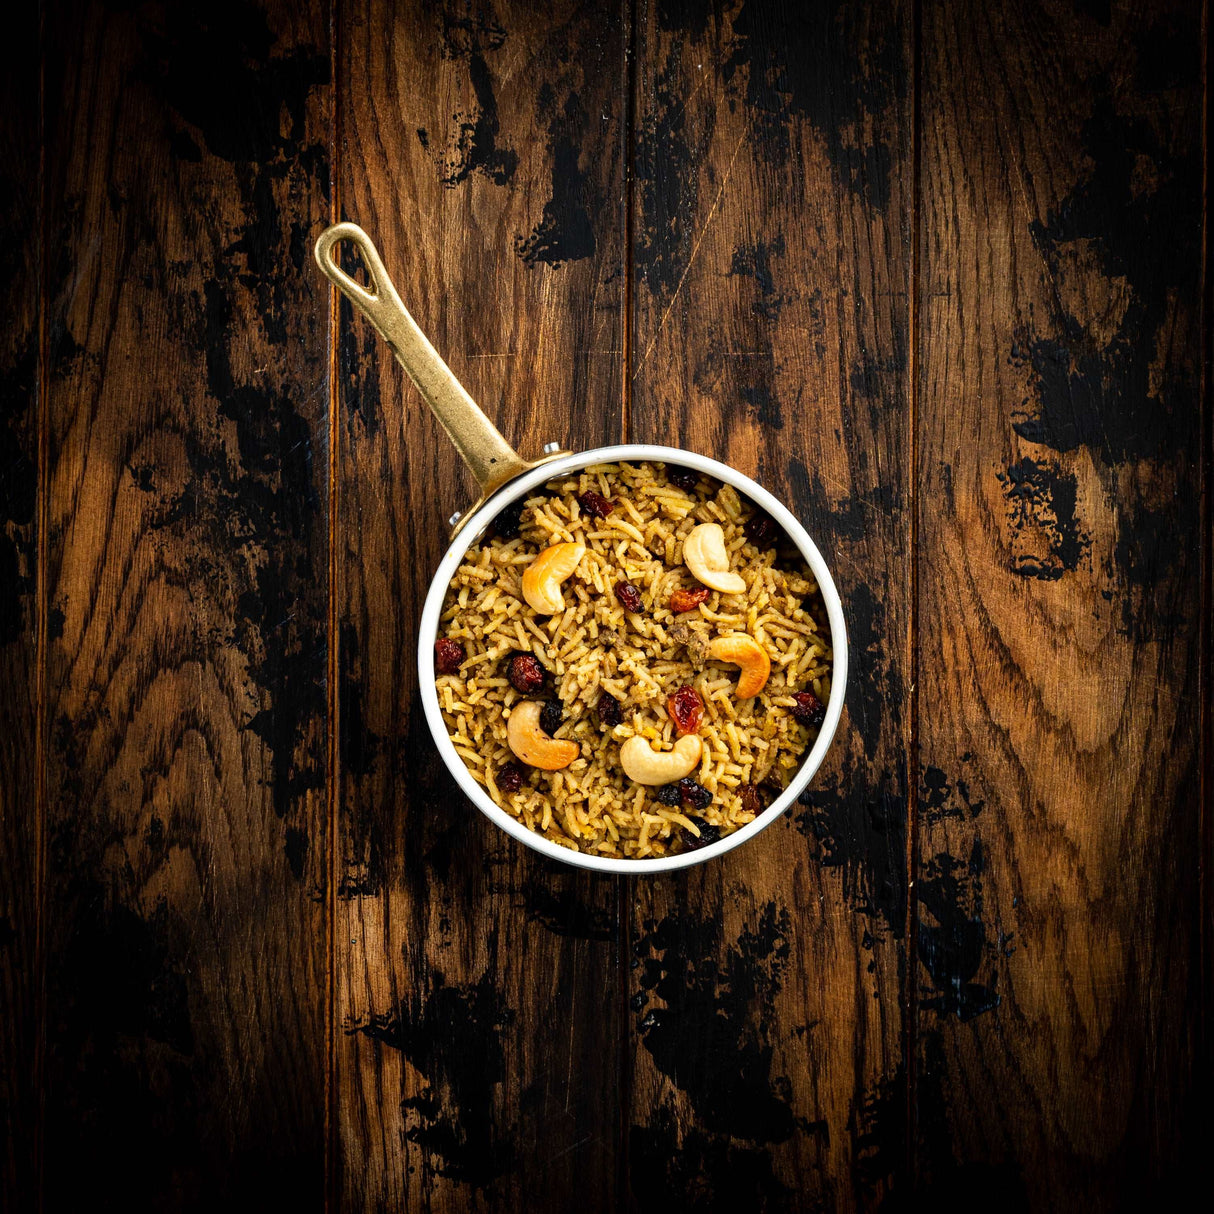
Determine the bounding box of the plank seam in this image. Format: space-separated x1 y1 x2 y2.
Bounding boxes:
1200 0 1212 1111
34 2 48 1208
325 0 342 1209
905 0 923 1195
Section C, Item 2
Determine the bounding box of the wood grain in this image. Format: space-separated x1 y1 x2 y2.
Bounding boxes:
333 1 627 1208
915 0 1206 1202
40 1 331 1206
627 1 913 1207
11 1 1210 1208
0 2 42 1207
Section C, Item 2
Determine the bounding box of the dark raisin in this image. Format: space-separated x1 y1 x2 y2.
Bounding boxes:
677 777 712 812
790 691 826 728
614 581 644 613
434 637 464 674
489 498 525 540
655 783 682 807
497 762 524 794
598 693 623 727
684 821 722 850
667 685 704 736
741 783 762 816
507 652 546 694
744 511 779 550
761 776 785 804
670 586 711 613
667 466 699 492
540 699 563 736
578 490 615 519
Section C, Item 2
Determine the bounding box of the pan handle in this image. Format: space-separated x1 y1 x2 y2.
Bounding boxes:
314 222 536 500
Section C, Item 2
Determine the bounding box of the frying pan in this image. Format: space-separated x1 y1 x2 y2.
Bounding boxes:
315 222 848 873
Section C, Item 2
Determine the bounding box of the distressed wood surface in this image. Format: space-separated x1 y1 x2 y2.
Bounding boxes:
626 1 912 1207
1 0 1208 1210
333 1 627 1209
38 0 332 1207
0 2 41 1209
915 0 1206 1204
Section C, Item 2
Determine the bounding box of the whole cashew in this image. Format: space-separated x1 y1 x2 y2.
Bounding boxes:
506 701 580 770
521 542 586 614
619 734 703 786
682 523 746 594
708 633 771 698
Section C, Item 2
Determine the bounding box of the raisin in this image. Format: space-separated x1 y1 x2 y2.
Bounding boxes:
790 691 826 728
761 775 786 804
655 783 682 807
540 699 563 736
677 777 712 812
598 693 623 727
615 581 644 613
670 586 711 614
578 490 615 519
744 511 779 550
489 498 525 540
684 821 722 850
666 685 704 736
434 637 464 674
667 466 699 492
741 783 762 816
507 652 546 694
497 762 524 794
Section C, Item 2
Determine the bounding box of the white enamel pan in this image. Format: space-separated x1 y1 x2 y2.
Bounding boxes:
315 223 848 873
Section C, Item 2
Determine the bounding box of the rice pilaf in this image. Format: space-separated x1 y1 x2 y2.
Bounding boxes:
435 461 833 860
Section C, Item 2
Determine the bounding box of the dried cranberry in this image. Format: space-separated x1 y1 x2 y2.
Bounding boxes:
666 685 704 736
684 821 721 850
790 691 826 728
540 699 563 736
614 581 644 613
655 783 682 807
507 652 546 694
497 762 524 794
577 490 615 519
670 586 711 614
434 637 464 674
677 777 712 812
489 498 525 540
744 511 779 550
667 466 699 492
598 693 623 727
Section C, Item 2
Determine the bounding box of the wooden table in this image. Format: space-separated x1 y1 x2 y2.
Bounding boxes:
1 1 1207 1209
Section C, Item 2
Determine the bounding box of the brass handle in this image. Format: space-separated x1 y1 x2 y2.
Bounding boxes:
315 222 551 506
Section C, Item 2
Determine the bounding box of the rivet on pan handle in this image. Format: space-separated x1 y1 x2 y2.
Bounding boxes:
314 222 568 534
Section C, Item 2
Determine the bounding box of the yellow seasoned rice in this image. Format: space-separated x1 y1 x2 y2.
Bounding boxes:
436 461 833 860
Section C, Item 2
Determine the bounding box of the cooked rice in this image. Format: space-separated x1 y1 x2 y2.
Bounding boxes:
436 461 833 860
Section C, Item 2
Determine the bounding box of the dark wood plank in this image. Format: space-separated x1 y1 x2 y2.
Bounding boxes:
627 2 912 1207
41 1 331 1206
333 1 627 1208
0 1 42 1206
916 0 1206 1203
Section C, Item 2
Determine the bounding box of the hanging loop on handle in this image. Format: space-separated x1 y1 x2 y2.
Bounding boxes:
314 223 565 523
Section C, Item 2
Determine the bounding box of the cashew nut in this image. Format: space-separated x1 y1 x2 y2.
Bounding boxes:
521 542 586 614
682 523 746 594
619 734 703 786
506 700 580 770
708 633 771 698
